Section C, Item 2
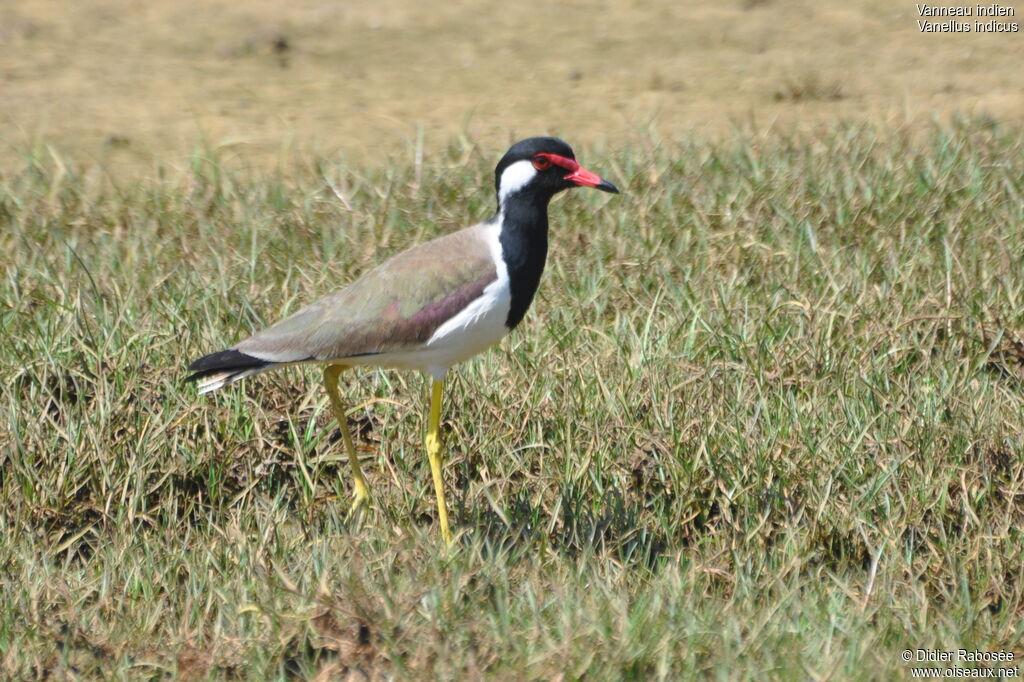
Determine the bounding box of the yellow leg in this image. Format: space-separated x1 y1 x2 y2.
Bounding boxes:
323 365 370 511
425 378 452 545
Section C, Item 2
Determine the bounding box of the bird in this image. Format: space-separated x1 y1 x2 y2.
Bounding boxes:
186 137 619 544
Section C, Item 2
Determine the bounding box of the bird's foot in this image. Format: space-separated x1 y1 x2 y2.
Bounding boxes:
349 481 372 515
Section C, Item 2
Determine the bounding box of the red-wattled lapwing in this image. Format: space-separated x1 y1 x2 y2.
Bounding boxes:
186 137 619 544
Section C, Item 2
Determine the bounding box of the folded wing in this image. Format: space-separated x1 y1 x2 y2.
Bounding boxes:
235 224 498 364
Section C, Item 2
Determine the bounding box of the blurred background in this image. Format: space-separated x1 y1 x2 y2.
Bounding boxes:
2 0 1022 171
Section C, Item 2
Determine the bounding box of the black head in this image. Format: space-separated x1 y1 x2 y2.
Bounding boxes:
493 136 619 206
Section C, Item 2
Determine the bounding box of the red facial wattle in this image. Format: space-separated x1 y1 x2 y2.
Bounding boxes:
533 153 620 194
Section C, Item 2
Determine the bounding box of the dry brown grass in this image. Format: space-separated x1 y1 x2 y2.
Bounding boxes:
2 0 1023 173
4 122 1024 678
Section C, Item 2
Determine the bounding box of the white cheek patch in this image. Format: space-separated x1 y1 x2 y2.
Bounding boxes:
498 160 537 204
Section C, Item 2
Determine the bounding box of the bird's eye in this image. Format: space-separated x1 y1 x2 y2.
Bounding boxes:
532 155 552 171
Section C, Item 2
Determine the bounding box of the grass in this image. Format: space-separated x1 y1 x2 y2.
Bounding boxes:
3 120 1024 679
6 0 1024 174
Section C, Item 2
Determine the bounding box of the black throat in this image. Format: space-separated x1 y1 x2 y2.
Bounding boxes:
496 190 552 329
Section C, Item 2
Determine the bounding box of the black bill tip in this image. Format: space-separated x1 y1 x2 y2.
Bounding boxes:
595 178 619 194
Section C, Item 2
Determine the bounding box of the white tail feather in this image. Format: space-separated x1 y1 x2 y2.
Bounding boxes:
196 365 278 394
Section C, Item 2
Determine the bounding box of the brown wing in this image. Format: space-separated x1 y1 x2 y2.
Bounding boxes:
234 223 498 363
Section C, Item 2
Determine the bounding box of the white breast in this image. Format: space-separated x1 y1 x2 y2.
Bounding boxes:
420 221 510 378
344 221 511 381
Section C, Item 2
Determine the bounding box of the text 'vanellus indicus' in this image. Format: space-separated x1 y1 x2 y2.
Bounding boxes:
186 137 619 544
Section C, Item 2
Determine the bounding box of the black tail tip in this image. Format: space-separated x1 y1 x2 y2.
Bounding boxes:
186 349 268 382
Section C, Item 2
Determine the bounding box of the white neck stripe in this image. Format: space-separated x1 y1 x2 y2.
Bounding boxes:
497 160 537 205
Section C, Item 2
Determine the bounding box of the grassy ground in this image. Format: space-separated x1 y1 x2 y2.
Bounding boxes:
3 121 1024 679
3 0 1024 174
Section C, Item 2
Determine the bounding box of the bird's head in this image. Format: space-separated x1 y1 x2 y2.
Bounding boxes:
494 137 619 207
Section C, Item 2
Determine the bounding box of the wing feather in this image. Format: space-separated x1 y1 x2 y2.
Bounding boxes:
234 224 498 363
